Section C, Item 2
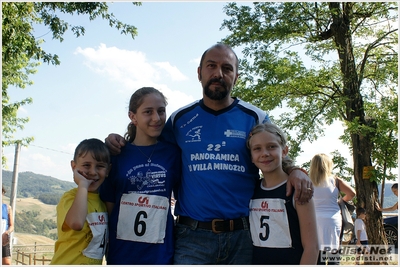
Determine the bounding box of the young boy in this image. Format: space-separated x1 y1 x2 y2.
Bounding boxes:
354 207 369 265
50 138 111 264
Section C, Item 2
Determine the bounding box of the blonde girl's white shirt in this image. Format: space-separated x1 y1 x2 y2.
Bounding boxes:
312 175 342 250
312 175 341 217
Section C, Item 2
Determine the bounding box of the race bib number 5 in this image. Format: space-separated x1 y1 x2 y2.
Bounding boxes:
117 193 169 243
249 198 292 248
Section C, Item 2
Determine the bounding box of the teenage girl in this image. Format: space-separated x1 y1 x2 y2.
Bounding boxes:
100 87 181 264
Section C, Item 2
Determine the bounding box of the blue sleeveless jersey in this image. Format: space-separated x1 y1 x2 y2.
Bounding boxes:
162 97 270 221
250 181 303 264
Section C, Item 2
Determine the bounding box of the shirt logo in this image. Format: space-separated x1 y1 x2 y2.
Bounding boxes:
185 126 202 143
138 196 150 205
224 129 247 139
128 169 166 190
261 201 268 209
98 214 106 222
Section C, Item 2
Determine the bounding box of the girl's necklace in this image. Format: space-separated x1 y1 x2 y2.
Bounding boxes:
134 142 157 163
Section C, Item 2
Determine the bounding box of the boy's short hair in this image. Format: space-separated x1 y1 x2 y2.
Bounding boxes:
74 138 110 164
356 207 366 216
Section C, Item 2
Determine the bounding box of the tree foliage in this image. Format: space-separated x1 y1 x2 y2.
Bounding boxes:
221 2 397 249
38 193 62 205
2 2 141 165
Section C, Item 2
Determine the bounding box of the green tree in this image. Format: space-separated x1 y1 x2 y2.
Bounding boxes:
2 2 141 165
221 2 398 249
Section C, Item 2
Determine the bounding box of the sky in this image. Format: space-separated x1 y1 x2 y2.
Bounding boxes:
2 1 357 183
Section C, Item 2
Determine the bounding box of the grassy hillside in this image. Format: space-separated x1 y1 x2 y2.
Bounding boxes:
1 170 72 241
3 194 58 238
2 170 75 201
2 194 57 246
14 232 55 246
3 195 57 222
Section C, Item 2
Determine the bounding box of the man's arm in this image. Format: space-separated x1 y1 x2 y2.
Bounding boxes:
286 167 314 204
105 133 126 155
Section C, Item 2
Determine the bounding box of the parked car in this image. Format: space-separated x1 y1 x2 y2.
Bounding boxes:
383 215 398 248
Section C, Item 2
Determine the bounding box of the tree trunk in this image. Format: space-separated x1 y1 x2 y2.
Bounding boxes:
328 3 387 263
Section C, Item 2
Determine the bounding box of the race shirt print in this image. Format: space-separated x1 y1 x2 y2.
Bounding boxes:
82 212 108 259
117 193 169 243
250 198 292 248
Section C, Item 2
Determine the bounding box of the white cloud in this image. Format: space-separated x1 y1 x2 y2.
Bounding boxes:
74 43 196 113
154 62 188 81
75 43 160 90
30 153 56 167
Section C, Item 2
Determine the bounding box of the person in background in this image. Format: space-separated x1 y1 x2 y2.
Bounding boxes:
99 87 181 264
2 185 14 265
247 123 318 265
50 139 110 265
376 183 398 212
354 207 369 265
309 153 355 265
105 43 313 264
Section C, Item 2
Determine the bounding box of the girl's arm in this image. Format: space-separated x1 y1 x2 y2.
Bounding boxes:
2 205 14 245
7 205 14 234
355 219 362 245
377 201 398 212
63 170 93 231
296 199 319 265
356 229 362 246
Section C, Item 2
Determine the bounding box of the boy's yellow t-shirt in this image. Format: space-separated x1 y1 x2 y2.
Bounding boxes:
50 188 108 265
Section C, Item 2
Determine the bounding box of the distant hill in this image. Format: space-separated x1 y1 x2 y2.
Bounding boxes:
2 170 75 204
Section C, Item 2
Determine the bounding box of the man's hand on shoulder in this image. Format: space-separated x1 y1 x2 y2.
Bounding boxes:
286 168 313 204
105 133 126 155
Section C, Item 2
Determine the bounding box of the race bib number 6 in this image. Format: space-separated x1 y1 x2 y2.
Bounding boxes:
117 193 169 243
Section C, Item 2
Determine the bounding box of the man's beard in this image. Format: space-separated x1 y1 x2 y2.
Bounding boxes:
203 78 229 100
